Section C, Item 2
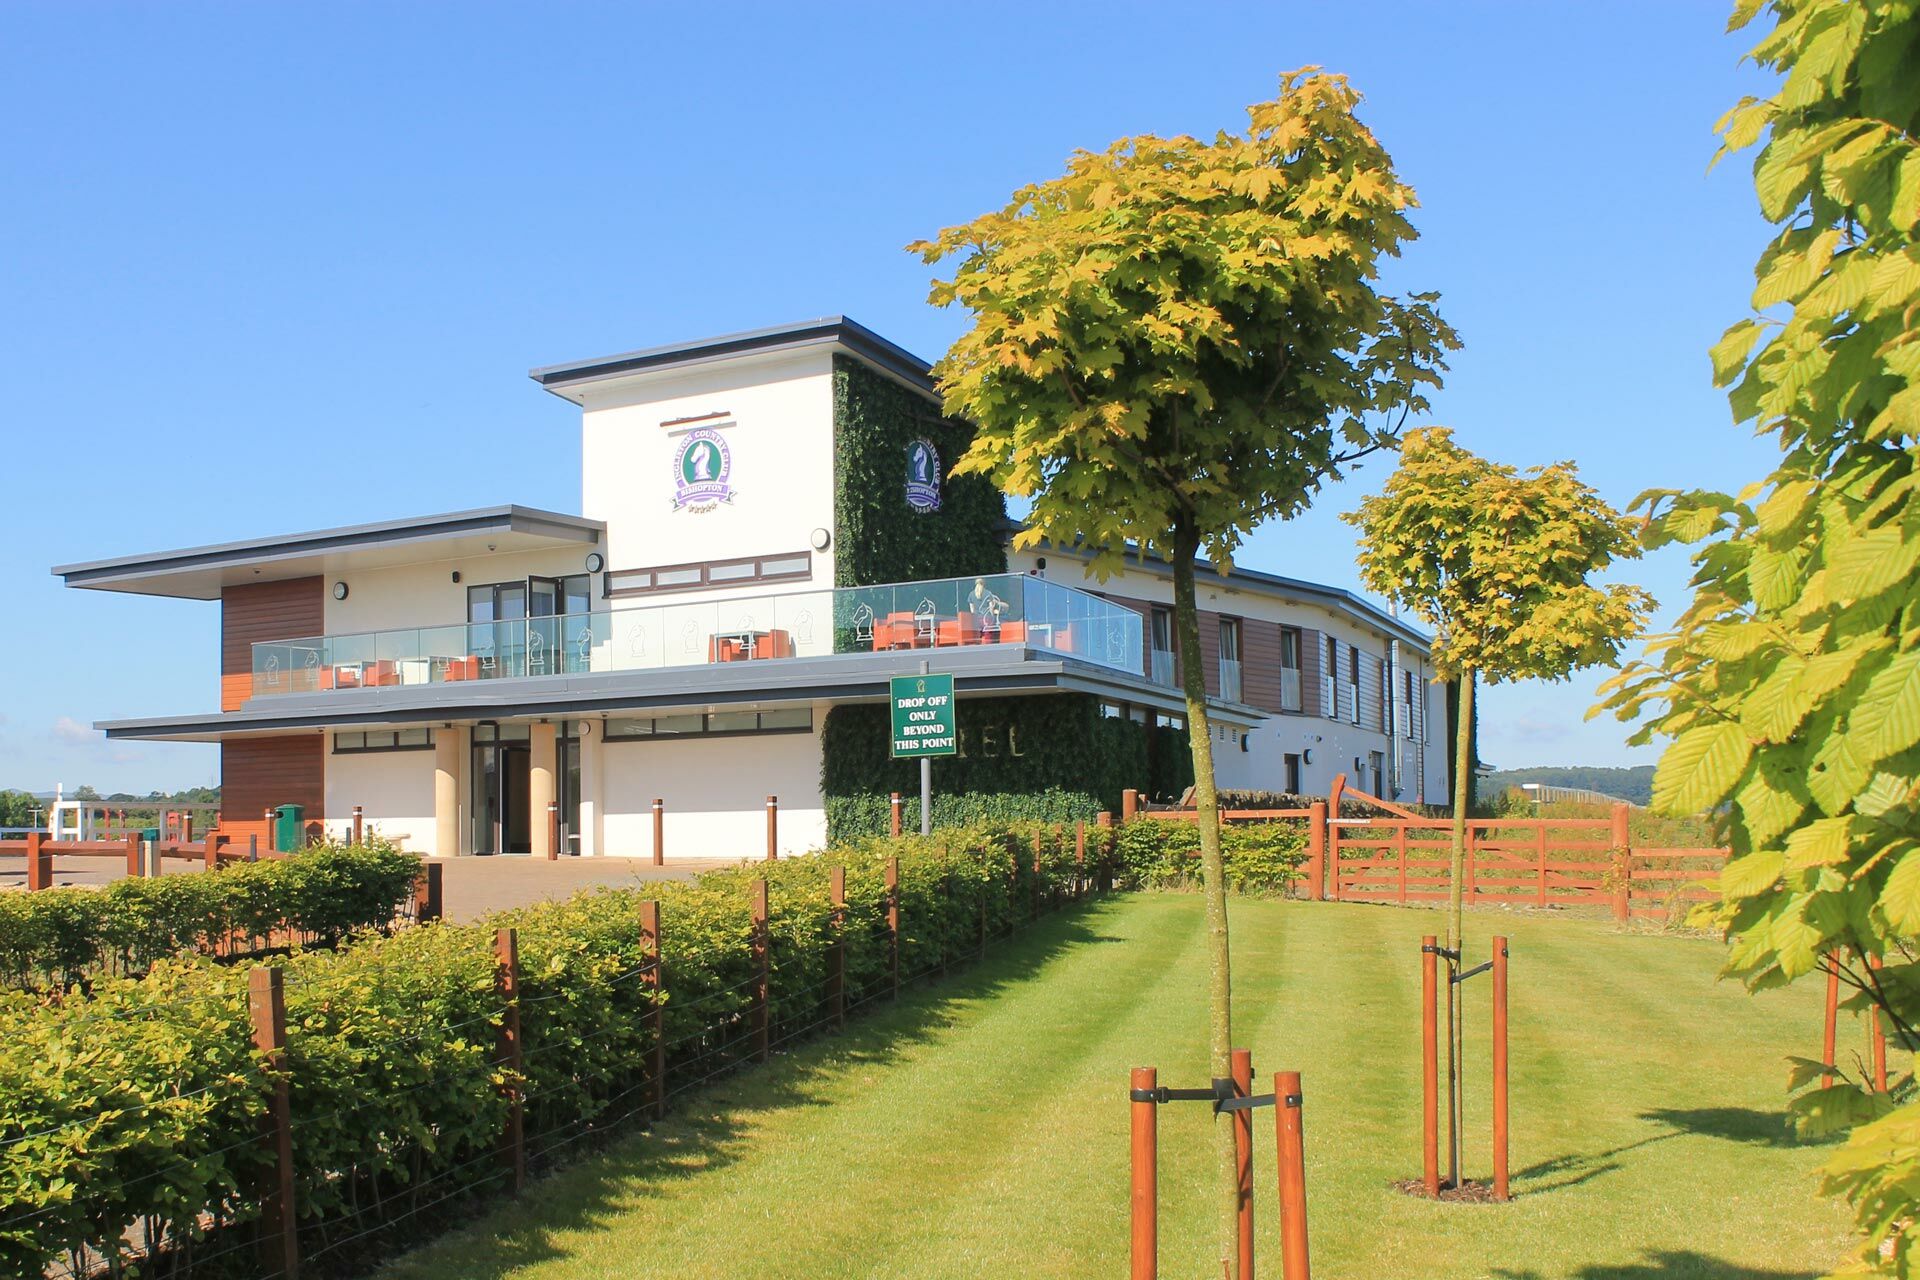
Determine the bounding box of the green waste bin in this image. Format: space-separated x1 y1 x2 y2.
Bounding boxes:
140 826 161 846
273 804 305 854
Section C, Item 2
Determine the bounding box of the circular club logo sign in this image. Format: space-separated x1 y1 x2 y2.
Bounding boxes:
905 438 941 513
673 428 734 513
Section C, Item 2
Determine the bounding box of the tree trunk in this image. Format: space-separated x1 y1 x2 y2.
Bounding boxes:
1447 667 1475 1188
1170 522 1238 1272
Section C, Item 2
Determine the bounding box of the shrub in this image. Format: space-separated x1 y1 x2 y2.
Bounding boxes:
1113 817 1308 895
0 822 1110 1278
0 841 423 990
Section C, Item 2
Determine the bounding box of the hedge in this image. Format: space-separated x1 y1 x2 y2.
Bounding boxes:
0 822 1102 1278
0 842 424 990
1112 817 1310 895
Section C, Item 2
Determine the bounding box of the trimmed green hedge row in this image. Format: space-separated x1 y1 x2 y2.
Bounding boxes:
1113 817 1310 894
0 842 424 990
0 823 1103 1278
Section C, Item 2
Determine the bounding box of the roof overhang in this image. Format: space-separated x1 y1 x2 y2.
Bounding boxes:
528 316 937 404
52 505 605 601
97 645 1262 742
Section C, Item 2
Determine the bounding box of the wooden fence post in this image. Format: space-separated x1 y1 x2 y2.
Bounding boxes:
765 796 779 861
248 966 299 1279
1075 821 1086 901
652 798 665 865
125 833 142 878
886 857 901 999
1232 1047 1255 1280
413 863 443 923
183 813 195 843
494 928 525 1194
829 868 847 1030
1492 936 1510 1202
1422 935 1439 1197
351 805 363 845
1610 803 1631 923
1031 832 1043 921
205 833 220 872
1130 1066 1157 1280
1395 823 1409 904
1274 1070 1311 1280
546 801 560 862
1823 953 1840 1089
1534 825 1549 908
639 900 665 1118
1305 802 1326 901
751 879 770 1063
25 832 48 892
890 792 903 839
1097 811 1114 891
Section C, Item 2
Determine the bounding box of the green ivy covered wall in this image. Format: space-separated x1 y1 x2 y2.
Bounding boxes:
821 694 1153 841
831 354 1006 588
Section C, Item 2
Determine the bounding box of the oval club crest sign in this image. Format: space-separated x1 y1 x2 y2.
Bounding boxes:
905 438 941 513
673 427 734 513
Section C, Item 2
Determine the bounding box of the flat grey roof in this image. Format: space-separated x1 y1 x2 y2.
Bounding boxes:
529 316 937 401
53 505 605 600
95 644 1263 742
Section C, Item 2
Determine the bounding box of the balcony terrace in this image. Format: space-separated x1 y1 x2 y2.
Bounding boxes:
249 573 1144 700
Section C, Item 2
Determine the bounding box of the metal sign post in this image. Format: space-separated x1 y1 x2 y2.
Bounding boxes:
889 663 955 837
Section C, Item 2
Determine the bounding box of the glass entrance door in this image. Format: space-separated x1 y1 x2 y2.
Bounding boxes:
471 724 533 855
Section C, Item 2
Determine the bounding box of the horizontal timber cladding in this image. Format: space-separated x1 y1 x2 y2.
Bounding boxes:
1299 628 1325 718
221 734 325 844
221 577 323 711
1196 609 1220 698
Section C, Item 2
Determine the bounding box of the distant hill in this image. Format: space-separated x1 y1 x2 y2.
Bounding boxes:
1482 765 1655 807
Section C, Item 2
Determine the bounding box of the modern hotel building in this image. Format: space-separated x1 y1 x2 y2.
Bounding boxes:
54 318 1452 858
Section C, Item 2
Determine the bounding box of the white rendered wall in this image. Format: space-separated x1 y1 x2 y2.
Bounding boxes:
321 548 596 635
323 748 438 852
578 352 838 591
596 725 826 860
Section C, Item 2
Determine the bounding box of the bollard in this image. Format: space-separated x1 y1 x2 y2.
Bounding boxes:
351 805 363 845
766 795 778 861
495 929 525 1194
639 900 665 1117
885 857 901 999
1823 953 1840 1089
1422 935 1439 1196
248 968 299 1279
652 798 665 865
25 832 48 892
546 801 560 862
1130 1066 1157 1280
125 833 142 878
890 791 903 838
414 863 443 923
1274 1070 1310 1280
1233 1048 1255 1280
247 833 259 862
1492 935 1509 1201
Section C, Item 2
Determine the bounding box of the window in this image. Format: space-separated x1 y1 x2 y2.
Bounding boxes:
1283 753 1302 795
604 709 814 740
1404 671 1417 739
1217 618 1242 702
606 551 813 597
1323 636 1339 719
1278 627 1303 712
472 722 532 742
1149 608 1176 686
1347 648 1362 726
334 728 434 753
1379 655 1392 732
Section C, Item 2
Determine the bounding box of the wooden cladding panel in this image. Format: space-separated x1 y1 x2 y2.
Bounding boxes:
1241 621 1283 713
221 578 323 711
221 735 325 843
1196 611 1220 698
1300 629 1325 718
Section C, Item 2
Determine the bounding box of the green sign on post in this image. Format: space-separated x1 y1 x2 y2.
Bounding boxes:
890 673 957 758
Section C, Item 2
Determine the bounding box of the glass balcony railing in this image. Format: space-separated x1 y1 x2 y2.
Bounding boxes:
1218 658 1243 704
1280 667 1302 712
1149 649 1176 687
249 572 1146 699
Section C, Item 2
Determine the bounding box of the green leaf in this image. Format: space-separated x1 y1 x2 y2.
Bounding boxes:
1654 720 1754 815
1710 319 1767 384
1784 816 1853 870
1850 650 1920 766
1882 848 1920 934
1722 849 1786 898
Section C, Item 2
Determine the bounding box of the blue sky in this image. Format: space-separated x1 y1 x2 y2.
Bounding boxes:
0 2 1777 794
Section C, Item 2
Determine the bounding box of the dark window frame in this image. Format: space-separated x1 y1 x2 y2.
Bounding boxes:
602 708 815 742
605 550 814 598
333 728 436 754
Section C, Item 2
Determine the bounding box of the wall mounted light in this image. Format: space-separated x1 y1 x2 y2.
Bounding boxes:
585 552 605 573
810 527 832 551
332 581 349 601
451 571 462 584
1302 748 1314 765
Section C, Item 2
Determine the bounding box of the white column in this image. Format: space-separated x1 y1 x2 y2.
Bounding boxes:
434 726 468 855
579 725 603 856
530 722 558 858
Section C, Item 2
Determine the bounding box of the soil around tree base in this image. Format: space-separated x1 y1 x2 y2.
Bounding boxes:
1391 1177 1504 1204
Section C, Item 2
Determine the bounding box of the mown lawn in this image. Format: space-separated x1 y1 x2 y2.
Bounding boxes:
379 895 1854 1280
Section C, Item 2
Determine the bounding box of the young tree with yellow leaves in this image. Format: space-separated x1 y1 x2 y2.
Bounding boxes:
1347 427 1650 1188
913 70 1457 1267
